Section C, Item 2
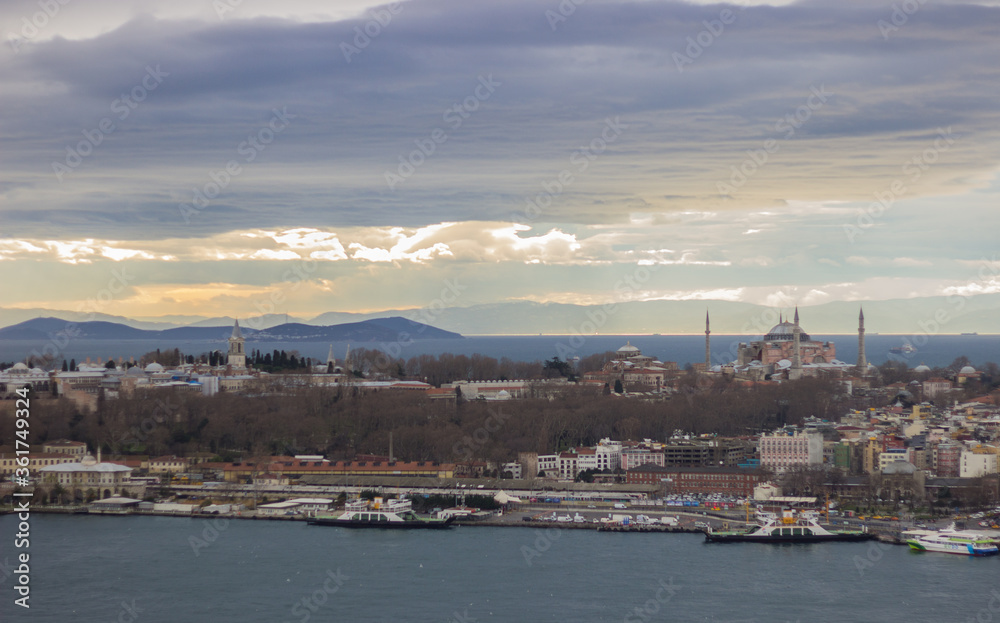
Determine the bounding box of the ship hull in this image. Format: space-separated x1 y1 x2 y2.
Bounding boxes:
906 539 998 556
705 533 873 543
307 517 455 530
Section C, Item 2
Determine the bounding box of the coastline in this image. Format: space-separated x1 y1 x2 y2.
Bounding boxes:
10 505 905 543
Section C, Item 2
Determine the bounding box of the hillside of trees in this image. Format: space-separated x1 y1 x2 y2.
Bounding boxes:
3 376 852 465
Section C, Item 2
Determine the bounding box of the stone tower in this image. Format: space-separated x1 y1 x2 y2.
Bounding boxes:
228 319 246 368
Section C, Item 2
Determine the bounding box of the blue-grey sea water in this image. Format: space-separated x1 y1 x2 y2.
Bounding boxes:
1 514 996 622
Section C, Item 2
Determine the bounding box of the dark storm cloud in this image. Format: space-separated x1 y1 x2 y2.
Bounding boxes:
1 0 999 240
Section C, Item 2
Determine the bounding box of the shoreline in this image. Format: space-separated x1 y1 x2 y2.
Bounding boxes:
9 506 905 543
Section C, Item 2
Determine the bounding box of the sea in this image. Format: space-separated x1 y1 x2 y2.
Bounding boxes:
0 514 996 622
3 334 999 370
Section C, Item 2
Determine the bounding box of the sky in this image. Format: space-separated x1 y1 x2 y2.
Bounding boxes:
2 0 1000 329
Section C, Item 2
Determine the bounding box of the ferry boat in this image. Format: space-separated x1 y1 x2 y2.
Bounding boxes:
889 344 917 355
906 530 999 556
705 509 872 544
308 497 455 530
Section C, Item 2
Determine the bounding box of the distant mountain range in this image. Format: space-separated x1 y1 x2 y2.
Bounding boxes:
1 293 999 336
0 316 462 343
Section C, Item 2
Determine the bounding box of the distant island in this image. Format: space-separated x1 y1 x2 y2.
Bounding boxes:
0 316 463 343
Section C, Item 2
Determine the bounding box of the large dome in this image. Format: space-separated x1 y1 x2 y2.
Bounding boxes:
960 365 977 374
764 321 810 342
617 342 640 355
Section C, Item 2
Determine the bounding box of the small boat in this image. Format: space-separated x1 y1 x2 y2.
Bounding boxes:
308 497 455 530
705 509 872 543
906 530 998 556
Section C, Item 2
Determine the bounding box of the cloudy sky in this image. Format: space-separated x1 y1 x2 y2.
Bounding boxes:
2 0 999 328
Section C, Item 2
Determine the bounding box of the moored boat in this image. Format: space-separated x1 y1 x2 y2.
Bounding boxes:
308 497 455 530
905 530 998 556
705 509 872 544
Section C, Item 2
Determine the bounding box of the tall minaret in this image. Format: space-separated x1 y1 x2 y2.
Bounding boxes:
856 306 867 374
792 306 802 371
704 310 711 371
228 319 246 368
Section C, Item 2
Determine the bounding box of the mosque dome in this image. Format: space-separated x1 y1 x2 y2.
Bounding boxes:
145 362 164 372
914 364 931 373
10 362 30 374
617 342 641 355
764 321 810 342
960 365 977 374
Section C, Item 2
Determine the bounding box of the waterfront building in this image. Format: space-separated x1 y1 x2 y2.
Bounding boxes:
537 454 558 477
221 457 455 482
626 464 765 497
39 453 134 499
502 461 523 479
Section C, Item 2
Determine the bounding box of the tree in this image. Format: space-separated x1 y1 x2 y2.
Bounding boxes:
949 356 972 372
543 357 572 378
50 483 67 505
614 379 624 394
105 360 117 370
62 359 68 372
69 358 76 371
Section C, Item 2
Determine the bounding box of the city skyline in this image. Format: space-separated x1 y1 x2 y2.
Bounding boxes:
3 0 1000 333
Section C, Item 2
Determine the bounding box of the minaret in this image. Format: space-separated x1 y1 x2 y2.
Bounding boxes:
704 310 711 371
856 306 867 374
228 319 246 369
327 344 335 366
792 306 802 371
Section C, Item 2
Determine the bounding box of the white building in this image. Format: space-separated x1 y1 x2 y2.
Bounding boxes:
758 430 823 473
878 448 910 471
537 454 558 477
286 498 333 515
256 501 304 517
39 454 133 498
960 448 1000 478
594 438 622 473
501 462 523 479
622 448 666 470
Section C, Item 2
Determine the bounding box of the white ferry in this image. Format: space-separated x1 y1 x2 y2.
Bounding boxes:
705 509 871 543
905 530 998 556
307 497 455 530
